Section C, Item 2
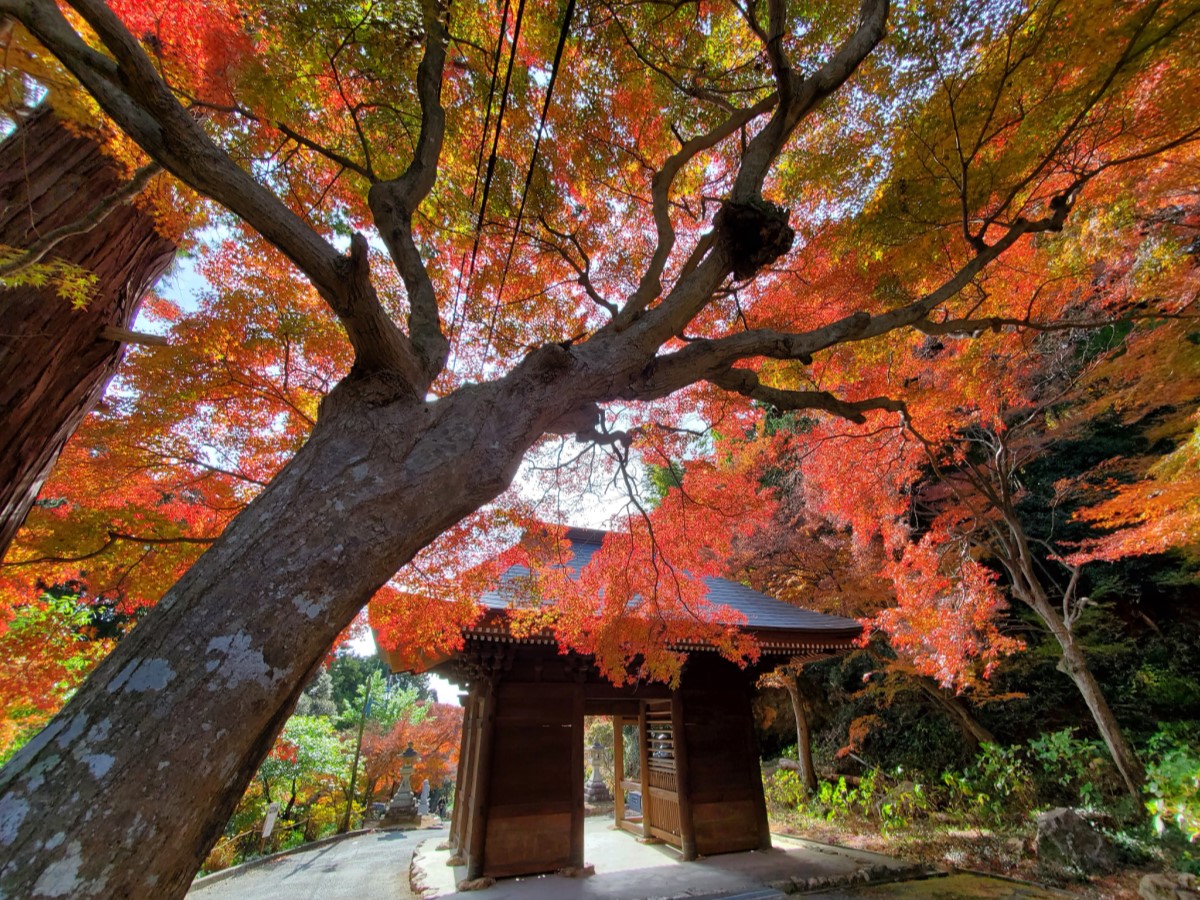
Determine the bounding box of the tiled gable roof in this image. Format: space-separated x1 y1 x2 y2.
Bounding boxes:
479 527 861 638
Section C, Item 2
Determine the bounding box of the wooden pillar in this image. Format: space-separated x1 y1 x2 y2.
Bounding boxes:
745 682 772 851
612 715 624 826
464 678 498 879
569 683 585 867
670 690 697 861
638 702 653 839
447 691 468 851
449 688 478 853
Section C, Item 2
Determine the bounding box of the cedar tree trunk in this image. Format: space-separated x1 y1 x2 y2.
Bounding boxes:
0 108 174 560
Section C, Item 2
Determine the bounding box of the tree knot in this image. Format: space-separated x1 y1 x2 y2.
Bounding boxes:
714 198 795 280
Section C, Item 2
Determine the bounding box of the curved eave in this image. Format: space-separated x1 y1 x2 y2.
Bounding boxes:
377 611 862 674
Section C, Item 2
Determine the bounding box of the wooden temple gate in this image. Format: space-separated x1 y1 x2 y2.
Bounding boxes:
442 644 774 879
395 527 862 881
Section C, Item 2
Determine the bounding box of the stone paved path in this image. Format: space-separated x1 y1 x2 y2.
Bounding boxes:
189 823 1066 900
188 830 420 900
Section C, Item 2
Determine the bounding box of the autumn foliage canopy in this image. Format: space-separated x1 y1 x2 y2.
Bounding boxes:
1 0 1200 888
2 0 1200 729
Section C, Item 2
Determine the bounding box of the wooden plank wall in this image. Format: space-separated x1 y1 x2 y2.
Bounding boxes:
678 657 772 856
480 680 584 877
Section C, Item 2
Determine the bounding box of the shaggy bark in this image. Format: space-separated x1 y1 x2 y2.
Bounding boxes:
0 109 175 560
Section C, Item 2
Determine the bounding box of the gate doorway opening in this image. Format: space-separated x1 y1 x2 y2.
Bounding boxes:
583 704 688 864
611 702 686 853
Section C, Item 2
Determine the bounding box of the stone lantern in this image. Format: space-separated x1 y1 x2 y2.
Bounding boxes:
384 742 421 825
584 739 612 804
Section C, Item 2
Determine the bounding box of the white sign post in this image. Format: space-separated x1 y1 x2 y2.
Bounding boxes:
262 802 279 839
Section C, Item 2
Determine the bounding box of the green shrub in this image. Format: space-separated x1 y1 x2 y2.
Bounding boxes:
878 773 930 835
1026 728 1112 809
1146 745 1200 842
943 742 1036 825
764 768 808 810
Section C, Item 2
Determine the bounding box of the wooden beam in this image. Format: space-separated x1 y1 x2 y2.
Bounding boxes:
449 689 478 853
744 684 772 851
612 715 624 827
585 697 648 716
98 325 169 347
583 681 671 701
671 690 697 861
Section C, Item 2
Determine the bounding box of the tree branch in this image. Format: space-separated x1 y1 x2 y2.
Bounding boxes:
367 0 451 389
730 0 890 203
708 368 907 424
275 122 374 181
3 530 218 568
614 0 890 353
535 216 618 315
616 192 1082 407
611 95 777 331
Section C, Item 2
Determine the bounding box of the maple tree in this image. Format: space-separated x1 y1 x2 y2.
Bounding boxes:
356 700 462 808
734 183 1200 805
0 587 112 758
256 715 345 819
1063 325 1200 566
731 452 1004 770
883 185 1200 805
0 0 1198 894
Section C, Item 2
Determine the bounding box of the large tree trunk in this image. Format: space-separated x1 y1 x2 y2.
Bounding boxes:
782 671 818 792
0 344 591 898
0 108 175 560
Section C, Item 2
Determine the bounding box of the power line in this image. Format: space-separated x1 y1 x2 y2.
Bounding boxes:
482 0 577 358
476 0 528 237
447 0 514 370
455 0 528 366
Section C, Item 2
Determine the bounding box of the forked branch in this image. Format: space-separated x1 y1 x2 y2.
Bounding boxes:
619 0 890 353
367 0 452 389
